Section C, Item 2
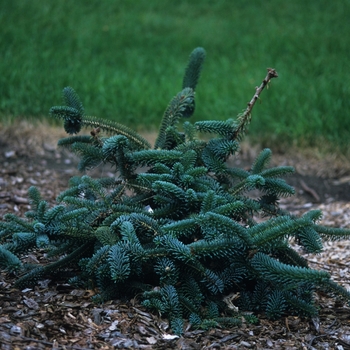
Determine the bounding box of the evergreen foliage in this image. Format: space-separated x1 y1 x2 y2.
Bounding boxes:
1 48 350 334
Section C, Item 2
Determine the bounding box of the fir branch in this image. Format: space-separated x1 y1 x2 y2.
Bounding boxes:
313 224 350 240
95 226 118 246
262 178 295 197
152 181 186 200
181 277 205 308
79 115 151 150
83 245 111 274
108 244 131 282
275 244 309 268
158 235 195 264
174 139 207 154
162 218 198 236
251 148 272 174
27 186 42 210
250 216 310 247
251 252 330 288
226 167 250 180
233 68 278 141
183 121 196 141
195 120 236 137
206 138 240 161
260 166 295 178
2 214 34 233
202 147 229 174
182 47 206 91
132 149 183 166
188 237 237 259
265 290 286 319
202 269 224 294
12 232 36 251
71 142 104 171
283 292 318 317
155 88 195 149
296 226 323 253
62 86 84 115
0 246 22 272
50 106 82 134
155 257 180 285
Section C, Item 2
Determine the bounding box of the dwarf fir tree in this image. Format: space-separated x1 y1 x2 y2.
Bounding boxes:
1 47 350 335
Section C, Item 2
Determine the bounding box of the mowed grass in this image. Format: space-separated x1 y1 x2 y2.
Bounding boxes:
1 1 350 152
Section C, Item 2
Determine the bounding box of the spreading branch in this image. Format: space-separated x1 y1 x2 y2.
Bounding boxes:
233 68 278 140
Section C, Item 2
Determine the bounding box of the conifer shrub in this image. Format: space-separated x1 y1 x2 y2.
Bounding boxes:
1 48 350 334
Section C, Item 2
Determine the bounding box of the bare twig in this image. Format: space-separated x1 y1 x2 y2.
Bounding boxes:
233 68 278 140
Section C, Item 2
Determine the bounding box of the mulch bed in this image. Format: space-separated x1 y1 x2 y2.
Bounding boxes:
1 122 350 349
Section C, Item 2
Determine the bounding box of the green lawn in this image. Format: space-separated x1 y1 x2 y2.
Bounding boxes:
1 1 349 152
